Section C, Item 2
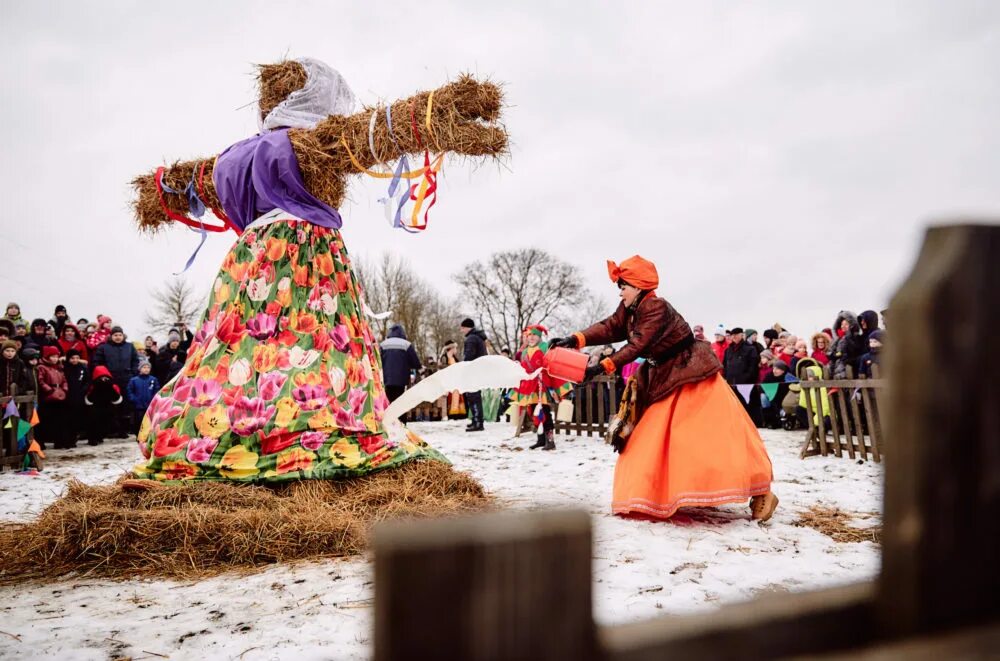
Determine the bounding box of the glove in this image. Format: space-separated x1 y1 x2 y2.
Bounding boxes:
548 336 578 350
611 436 627 454
583 363 605 381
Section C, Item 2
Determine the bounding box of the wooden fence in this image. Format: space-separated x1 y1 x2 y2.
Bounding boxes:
800 365 886 462
555 375 616 438
372 223 1000 659
0 386 36 471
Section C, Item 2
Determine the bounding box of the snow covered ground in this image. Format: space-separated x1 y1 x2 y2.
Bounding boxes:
0 422 883 660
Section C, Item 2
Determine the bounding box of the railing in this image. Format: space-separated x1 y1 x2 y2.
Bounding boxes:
0 386 36 471
371 224 1000 659
555 375 617 438
800 364 886 462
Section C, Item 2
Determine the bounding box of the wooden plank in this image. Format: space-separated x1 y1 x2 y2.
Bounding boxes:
848 384 868 462
602 582 876 661
835 384 856 459
810 619 1000 660
827 390 845 458
812 378 829 457
801 379 887 389
374 509 596 661
596 378 606 437
861 385 882 463
878 224 1000 636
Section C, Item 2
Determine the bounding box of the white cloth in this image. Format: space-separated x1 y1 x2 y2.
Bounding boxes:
243 208 306 231
261 58 357 132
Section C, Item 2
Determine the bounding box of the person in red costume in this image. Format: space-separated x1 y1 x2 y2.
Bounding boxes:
549 255 778 521
512 325 572 451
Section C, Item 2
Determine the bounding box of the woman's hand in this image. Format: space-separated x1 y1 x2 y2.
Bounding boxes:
583 363 604 381
548 336 578 350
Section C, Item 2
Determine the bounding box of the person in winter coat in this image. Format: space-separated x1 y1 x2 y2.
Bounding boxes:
830 311 866 379
746 329 765 358
761 328 778 351
19 347 40 397
723 328 763 427
85 365 123 445
460 318 488 432
0 320 12 344
126 360 161 435
141 336 159 362
2 303 24 326
57 324 89 362
23 318 57 354
710 325 729 364
795 358 831 429
85 315 113 351
692 325 706 342
859 310 880 345
549 255 776 521
757 349 775 384
512 325 572 451
811 332 832 366
36 346 71 449
1 340 33 398
860 329 884 378
92 326 139 436
155 334 187 386
761 359 797 429
64 349 90 444
49 305 70 337
379 324 422 404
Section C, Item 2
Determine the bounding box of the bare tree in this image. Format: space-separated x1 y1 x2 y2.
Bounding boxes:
355 253 458 361
453 248 588 352
144 279 206 337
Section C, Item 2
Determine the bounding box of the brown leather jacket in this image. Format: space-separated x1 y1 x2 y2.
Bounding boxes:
577 294 721 411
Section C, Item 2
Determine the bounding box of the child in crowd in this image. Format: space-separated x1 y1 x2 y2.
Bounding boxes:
2 303 24 325
20 347 40 396
1 340 33 397
86 315 113 350
126 360 161 435
757 349 774 383
811 332 831 365
154 330 187 385
85 366 122 445
860 330 884 378
64 349 90 444
36 346 71 449
761 359 797 429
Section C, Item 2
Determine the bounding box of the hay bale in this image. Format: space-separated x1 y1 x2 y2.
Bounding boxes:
0 461 491 582
793 505 882 544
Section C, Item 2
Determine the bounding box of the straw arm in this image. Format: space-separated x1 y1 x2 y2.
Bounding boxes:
131 159 221 233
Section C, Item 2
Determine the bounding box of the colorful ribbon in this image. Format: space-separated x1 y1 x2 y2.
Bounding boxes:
155 167 227 274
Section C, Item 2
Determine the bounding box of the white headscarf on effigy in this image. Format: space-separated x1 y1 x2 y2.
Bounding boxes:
260 57 358 131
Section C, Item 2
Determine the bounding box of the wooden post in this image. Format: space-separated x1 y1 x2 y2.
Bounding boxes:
878 224 1000 635
374 509 596 661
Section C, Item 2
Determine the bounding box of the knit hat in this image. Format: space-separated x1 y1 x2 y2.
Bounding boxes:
111 325 124 334
21 347 39 359
1 340 16 352
139 358 152 370
869 329 885 343
0 320 12 336
55 305 67 314
760 349 774 361
763 329 779 340
460 318 475 329
730 327 744 335
42 346 61 360
714 324 726 338
607 255 659 290
31 318 47 329
771 359 790 372
745 328 757 338
66 349 81 358
168 329 181 342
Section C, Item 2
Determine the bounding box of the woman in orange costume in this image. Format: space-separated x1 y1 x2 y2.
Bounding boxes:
549 256 778 521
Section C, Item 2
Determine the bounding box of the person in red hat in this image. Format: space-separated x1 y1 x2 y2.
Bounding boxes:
550 255 778 521
36 345 71 449
512 324 572 450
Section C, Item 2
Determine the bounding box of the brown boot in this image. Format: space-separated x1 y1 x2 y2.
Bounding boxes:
750 492 779 522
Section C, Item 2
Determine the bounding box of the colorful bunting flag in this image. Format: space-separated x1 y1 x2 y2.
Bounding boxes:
761 383 779 401
3 400 17 419
735 384 755 403
3 418 10 429
16 419 31 440
29 409 39 426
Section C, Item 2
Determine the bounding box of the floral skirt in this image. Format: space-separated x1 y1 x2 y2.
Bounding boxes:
134 217 447 483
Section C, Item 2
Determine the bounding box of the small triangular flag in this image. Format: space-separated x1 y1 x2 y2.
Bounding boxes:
16 419 31 440
3 400 17 419
736 384 755 403
761 383 779 401
29 409 39 426
3 419 10 429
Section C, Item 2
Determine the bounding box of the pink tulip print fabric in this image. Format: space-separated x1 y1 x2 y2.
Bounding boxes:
134 219 446 482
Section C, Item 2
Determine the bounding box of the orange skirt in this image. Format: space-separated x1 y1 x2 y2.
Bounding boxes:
612 373 773 519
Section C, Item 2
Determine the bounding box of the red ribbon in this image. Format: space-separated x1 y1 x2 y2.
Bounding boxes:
198 162 240 234
153 166 227 233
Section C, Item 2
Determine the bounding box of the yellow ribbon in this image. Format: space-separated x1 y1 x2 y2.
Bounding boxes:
340 134 426 180
425 90 443 152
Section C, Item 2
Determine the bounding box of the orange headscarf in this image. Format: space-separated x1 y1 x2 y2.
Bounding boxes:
607 255 659 290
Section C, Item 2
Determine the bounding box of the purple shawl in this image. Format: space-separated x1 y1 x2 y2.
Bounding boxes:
213 129 342 231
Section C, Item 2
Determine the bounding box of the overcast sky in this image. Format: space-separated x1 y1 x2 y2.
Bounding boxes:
2 1 998 340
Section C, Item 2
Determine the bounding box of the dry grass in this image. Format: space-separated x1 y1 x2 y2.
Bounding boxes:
131 62 508 233
794 505 881 544
0 461 491 583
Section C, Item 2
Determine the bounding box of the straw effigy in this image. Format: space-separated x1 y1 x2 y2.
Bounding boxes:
131 61 508 232
0 461 491 582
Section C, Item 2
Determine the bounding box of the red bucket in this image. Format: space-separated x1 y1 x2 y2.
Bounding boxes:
544 347 589 384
